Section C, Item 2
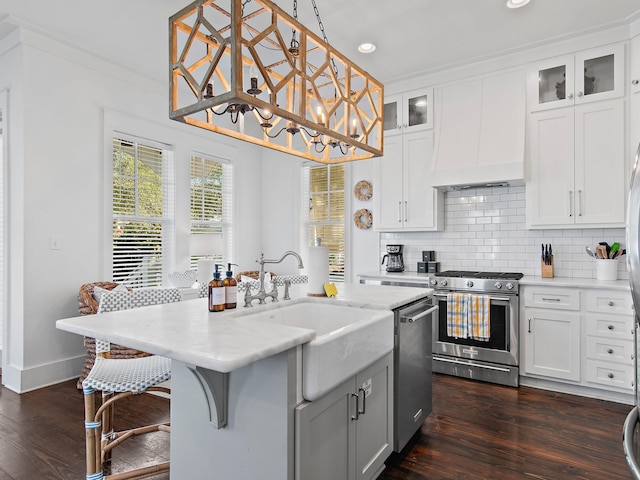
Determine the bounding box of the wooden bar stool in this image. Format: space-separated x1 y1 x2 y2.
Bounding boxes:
82 288 180 479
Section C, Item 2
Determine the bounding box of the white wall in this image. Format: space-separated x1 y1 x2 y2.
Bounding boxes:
259 148 304 272
348 160 380 282
0 26 265 392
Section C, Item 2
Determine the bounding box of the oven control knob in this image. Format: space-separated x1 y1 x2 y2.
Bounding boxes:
440 280 448 286
466 280 474 288
494 282 502 289
430 279 438 286
506 282 514 290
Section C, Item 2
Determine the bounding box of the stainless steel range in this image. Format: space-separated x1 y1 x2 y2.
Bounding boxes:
429 270 523 387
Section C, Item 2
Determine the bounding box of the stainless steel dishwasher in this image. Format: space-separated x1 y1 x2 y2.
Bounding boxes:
393 296 437 452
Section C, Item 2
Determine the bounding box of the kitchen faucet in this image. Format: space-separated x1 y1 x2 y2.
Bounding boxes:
244 251 304 307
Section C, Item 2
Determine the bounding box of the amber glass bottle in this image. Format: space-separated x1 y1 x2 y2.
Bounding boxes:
208 265 225 312
223 263 238 309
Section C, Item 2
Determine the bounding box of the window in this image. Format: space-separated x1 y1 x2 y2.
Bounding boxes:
302 164 345 282
190 154 232 268
112 136 173 288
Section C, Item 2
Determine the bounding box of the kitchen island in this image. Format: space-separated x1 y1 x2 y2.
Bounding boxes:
57 283 432 480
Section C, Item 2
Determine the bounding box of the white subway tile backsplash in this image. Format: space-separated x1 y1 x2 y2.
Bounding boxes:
380 185 627 279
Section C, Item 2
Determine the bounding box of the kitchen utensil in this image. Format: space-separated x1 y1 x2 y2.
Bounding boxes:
596 245 608 259
610 242 620 258
585 246 596 258
599 242 611 258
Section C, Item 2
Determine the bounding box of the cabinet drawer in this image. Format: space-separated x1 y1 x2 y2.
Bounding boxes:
585 291 633 315
523 287 579 310
585 313 634 340
586 359 634 391
585 336 634 365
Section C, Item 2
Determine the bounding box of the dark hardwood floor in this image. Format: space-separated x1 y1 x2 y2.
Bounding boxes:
0 371 633 479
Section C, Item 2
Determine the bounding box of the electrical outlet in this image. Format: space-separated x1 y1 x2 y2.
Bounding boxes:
49 236 61 250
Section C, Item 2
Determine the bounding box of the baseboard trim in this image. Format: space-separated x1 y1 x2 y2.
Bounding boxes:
520 375 634 405
1 355 84 393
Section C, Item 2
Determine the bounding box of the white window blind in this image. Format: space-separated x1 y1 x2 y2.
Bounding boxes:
190 154 233 268
112 136 173 288
302 164 345 282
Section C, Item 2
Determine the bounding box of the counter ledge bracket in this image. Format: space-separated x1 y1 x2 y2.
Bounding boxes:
187 365 229 429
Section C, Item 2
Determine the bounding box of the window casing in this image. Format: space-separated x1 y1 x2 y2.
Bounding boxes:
112 136 174 288
190 154 233 268
302 164 345 282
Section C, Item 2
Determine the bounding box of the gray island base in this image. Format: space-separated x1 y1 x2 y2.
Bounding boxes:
56 284 432 479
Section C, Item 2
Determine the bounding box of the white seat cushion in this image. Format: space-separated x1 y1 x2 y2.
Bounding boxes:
83 355 171 394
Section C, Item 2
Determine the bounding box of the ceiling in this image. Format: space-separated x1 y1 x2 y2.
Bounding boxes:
0 0 639 85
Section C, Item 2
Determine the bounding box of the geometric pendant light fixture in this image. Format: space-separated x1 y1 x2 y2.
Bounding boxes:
169 0 384 163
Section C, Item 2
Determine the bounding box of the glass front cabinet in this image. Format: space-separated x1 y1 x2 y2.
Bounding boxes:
528 43 625 112
383 87 434 135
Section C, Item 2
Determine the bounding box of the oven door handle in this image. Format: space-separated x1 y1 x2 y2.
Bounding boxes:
401 305 438 323
434 293 511 302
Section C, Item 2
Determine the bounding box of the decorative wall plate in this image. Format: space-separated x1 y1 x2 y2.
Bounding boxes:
354 180 373 201
353 208 373 229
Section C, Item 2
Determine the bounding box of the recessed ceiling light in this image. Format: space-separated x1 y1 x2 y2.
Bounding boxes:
358 42 376 54
506 0 530 8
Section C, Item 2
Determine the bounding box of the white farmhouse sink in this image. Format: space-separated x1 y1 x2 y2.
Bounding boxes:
237 301 394 401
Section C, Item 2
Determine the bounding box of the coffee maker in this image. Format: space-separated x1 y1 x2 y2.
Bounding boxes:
381 244 404 272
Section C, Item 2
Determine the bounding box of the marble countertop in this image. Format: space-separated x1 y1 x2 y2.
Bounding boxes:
56 283 431 373
358 271 434 285
520 275 631 291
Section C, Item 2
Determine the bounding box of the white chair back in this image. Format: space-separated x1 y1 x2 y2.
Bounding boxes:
98 288 181 313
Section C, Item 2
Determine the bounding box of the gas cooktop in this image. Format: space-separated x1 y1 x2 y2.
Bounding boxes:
434 270 524 280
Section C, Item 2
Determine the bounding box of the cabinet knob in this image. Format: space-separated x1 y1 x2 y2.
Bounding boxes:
632 79 639 86
607 348 614 354
608 301 614 307
577 91 584 97
607 325 614 330
567 93 574 99
608 373 614 379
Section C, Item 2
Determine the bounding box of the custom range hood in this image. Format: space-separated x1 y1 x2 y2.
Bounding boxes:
429 69 526 190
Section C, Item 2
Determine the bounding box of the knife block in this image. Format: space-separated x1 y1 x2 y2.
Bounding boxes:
541 257 554 278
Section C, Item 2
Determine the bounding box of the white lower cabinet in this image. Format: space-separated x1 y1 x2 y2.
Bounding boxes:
584 291 635 392
523 307 581 381
295 352 393 480
521 285 634 396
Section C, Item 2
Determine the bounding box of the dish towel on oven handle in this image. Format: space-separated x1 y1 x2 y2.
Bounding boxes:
446 293 469 339
468 294 491 341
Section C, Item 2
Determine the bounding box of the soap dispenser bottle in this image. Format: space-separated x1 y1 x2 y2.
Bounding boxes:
208 264 225 312
223 263 239 309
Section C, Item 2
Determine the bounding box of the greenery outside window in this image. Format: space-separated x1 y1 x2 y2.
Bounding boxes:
112 136 173 288
190 154 232 268
303 164 345 282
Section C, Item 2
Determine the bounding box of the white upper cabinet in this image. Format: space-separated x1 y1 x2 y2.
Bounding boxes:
373 130 443 231
632 35 640 95
528 43 625 112
527 99 626 228
383 88 434 136
630 35 640 163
